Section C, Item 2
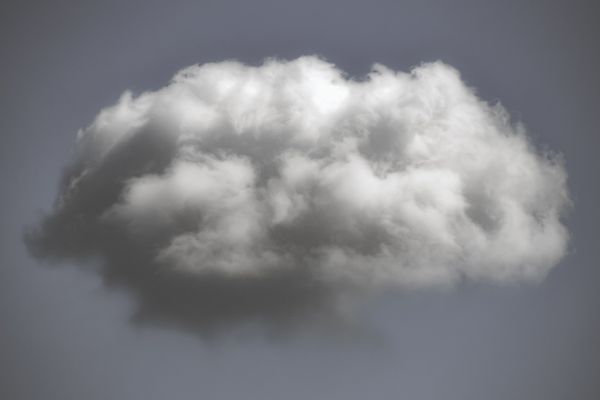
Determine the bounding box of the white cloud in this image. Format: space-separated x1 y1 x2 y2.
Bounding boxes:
47 56 570 290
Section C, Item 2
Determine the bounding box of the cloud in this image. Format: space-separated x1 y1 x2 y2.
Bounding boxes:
26 56 570 332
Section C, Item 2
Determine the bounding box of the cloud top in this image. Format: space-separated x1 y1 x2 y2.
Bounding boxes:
27 56 570 330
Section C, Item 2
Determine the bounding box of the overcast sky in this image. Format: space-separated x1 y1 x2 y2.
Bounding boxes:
1 1 599 399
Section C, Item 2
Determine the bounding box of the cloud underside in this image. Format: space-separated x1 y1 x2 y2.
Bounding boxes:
27 56 569 331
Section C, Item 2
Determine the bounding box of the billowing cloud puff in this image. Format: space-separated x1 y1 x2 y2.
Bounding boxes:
27 56 570 330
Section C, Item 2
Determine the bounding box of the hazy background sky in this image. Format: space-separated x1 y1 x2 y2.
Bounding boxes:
1 1 599 399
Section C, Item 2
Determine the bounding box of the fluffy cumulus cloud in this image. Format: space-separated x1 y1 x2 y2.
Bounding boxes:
28 56 570 330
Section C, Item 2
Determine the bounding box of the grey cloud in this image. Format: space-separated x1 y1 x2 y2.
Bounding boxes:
26 56 570 332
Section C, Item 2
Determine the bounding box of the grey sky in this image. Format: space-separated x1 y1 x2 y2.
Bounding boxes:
1 1 599 399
